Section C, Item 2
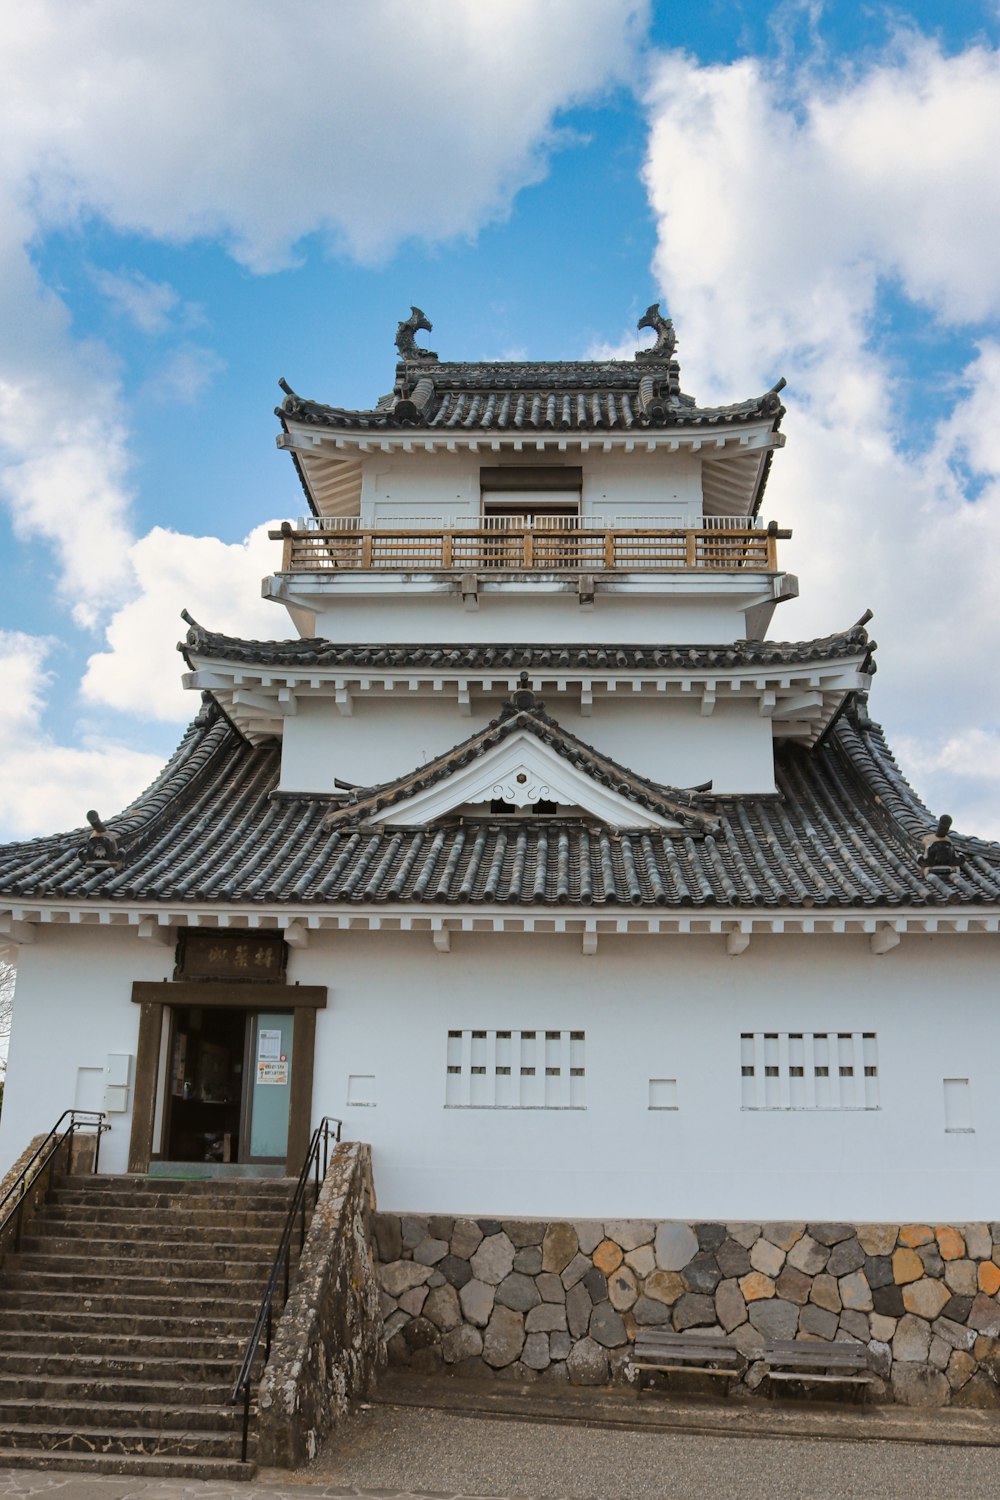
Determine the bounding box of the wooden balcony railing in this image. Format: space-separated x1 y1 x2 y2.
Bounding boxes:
271 524 785 573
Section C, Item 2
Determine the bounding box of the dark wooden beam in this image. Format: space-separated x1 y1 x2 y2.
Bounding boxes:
131 981 327 1009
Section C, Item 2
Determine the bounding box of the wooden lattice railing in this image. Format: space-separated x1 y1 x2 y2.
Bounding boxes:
272 525 784 572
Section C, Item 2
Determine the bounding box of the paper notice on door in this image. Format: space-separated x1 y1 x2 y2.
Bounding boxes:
257 1028 282 1061
257 1059 289 1086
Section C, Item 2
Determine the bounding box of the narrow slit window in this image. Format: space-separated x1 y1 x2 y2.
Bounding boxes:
446 1029 585 1108
742 1032 879 1110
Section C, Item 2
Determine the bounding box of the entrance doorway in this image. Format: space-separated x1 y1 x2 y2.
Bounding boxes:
164 1006 294 1166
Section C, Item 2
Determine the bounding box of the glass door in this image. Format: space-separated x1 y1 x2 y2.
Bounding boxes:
245 1011 295 1161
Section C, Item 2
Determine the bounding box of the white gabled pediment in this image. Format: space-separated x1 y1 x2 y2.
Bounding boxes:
369 728 683 830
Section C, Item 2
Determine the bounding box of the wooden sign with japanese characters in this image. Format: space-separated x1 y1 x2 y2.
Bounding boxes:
174 930 287 982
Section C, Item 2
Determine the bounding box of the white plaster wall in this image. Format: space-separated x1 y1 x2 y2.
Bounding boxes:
360 450 703 523
278 695 776 796
2 925 997 1223
307 591 754 645
0 927 178 1178
293 929 1000 1222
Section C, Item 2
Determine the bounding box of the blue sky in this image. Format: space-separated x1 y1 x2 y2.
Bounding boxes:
2 0 1000 839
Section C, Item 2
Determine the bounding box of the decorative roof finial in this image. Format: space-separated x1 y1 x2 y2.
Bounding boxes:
395 306 437 362
77 810 123 872
918 815 965 882
635 303 677 361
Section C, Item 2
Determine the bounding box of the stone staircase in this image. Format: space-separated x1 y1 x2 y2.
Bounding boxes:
0 1173 298 1478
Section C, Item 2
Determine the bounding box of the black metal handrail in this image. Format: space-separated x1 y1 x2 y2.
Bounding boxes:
0 1109 108 1249
231 1116 342 1463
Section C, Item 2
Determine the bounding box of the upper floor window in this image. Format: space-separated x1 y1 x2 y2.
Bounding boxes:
480 465 581 526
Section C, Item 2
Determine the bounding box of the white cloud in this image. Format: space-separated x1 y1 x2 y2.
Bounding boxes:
3 1 647 270
90 267 182 335
141 345 227 406
0 631 163 840
82 522 286 722
0 0 646 625
642 40 1000 837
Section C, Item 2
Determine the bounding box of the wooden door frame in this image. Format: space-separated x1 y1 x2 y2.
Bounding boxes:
128 981 326 1175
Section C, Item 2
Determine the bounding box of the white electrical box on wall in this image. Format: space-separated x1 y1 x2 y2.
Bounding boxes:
103 1085 129 1113
104 1054 131 1087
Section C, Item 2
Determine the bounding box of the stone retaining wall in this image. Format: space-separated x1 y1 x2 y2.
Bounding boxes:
257 1142 385 1466
373 1214 1000 1407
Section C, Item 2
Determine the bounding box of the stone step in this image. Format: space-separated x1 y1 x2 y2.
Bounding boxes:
0 1422 246 1458
0 1399 246 1435
0 1352 244 1383
51 1173 294 1194
17 1236 281 1265
0 1449 256 1481
35 1210 291 1237
0 1330 250 1360
0 1290 260 1322
0 1374 235 1406
1 1267 269 1295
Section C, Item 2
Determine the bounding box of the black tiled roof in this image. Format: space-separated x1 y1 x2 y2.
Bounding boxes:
276 358 785 435
1 701 997 910
180 620 875 676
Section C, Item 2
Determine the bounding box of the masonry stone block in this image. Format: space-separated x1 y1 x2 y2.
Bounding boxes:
644 1269 685 1305
947 1349 977 1390
902 1278 951 1320
931 1315 976 1352
775 1266 811 1305
561 1252 592 1290
827 1237 865 1277
423 1283 462 1332
438 1254 473 1290
550 1331 573 1361
583 1266 608 1302
978 1262 1000 1296
459 1278 495 1327
372 1215 403 1263
682 1252 722 1295
537 1272 566 1303
412 1237 449 1266
567 1337 610 1386
864 1255 893 1290
839 1270 873 1312
451 1218 484 1258
869 1313 897 1342
867 1339 892 1378
716 1238 752 1279
495 1272 541 1312
872 1283 905 1318
513 1246 543 1276
739 1272 775 1303
471 1232 516 1286
501 1220 544 1250
761 1223 804 1251
655 1222 699 1271
398 1286 428 1316
402 1315 439 1351
608 1265 639 1312
941 1293 974 1324
673 1293 717 1330
749 1239 785 1278
917 1244 944 1279
798 1303 838 1340
968 1293 1000 1336
632 1295 673 1326
838 1310 870 1341
526 1302 568 1334
898 1224 934 1248
379 1260 433 1298
542 1223 579 1274
401 1216 429 1251
604 1220 654 1252
808 1224 854 1247
715 1278 748 1332
786 1234 830 1275
574 1221 605 1255
809 1274 841 1313
625 1245 656 1279
893 1314 932 1363
590 1302 628 1348
592 1238 623 1275
726 1223 762 1248
857 1224 897 1257
962 1224 992 1261
935 1226 966 1261
483 1305 526 1369
695 1223 727 1252
566 1282 594 1338
892 1247 924 1285
748 1298 799 1339
522 1332 551 1371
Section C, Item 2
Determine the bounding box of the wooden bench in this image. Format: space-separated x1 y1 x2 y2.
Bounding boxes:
763 1339 875 1402
627 1329 745 1397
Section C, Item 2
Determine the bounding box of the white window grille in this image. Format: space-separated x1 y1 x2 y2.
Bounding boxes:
740 1032 879 1110
445 1029 585 1109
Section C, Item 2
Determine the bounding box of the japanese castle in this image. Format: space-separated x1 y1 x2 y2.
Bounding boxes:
2 305 999 1225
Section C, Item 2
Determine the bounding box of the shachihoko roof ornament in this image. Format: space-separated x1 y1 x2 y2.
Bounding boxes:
77 810 123 872
395 306 437 362
635 303 677 361
919 816 966 882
